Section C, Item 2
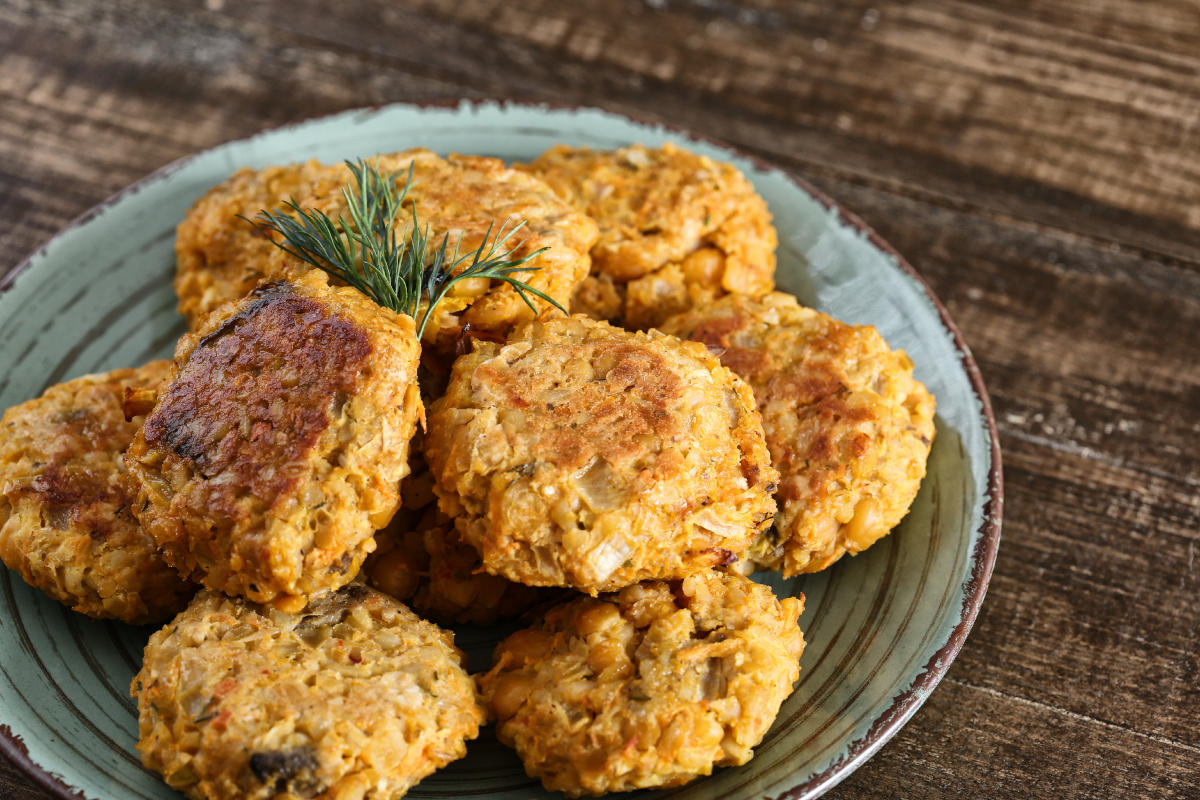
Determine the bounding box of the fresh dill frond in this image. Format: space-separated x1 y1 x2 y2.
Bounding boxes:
244 158 563 337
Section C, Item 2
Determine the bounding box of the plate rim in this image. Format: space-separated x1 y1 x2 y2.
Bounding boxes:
0 98 1003 800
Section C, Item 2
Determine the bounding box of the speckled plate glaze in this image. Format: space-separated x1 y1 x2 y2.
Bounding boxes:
0 101 1001 800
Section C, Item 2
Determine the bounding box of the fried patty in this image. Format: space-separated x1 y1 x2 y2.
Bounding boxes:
660 292 937 574
0 361 193 623
175 149 598 353
425 315 778 594
518 143 777 329
133 584 483 800
126 271 423 611
478 569 805 796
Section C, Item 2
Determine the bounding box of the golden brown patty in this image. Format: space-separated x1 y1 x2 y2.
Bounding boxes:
660 292 937 575
478 569 805 797
519 143 777 329
425 315 778 594
126 271 423 611
133 584 483 800
0 361 194 623
175 149 598 352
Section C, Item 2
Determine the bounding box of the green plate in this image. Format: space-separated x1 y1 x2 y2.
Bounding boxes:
0 101 1001 800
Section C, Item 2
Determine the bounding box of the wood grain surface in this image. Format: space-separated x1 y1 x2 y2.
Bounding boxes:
1 1 1197 798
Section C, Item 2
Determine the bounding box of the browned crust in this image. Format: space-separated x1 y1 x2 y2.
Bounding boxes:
425 315 778 593
143 284 371 511
126 271 423 608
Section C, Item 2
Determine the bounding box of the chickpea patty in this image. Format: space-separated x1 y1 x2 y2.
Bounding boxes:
133 584 483 800
425 315 778 594
126 271 423 611
660 292 936 574
519 143 777 329
0 361 193 623
175 149 598 353
479 569 805 796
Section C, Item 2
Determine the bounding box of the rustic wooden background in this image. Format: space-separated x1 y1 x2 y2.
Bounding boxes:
1 1 1197 798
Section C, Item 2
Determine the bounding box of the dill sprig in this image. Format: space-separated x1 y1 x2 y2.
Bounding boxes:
244 158 563 337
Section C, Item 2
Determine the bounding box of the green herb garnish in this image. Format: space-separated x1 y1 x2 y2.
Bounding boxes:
245 158 563 337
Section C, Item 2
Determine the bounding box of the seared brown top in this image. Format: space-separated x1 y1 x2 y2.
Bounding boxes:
426 315 778 593
143 283 371 512
483 340 685 472
25 449 124 540
127 271 423 608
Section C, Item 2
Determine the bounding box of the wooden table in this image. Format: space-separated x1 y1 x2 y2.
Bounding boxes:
1 2 1196 798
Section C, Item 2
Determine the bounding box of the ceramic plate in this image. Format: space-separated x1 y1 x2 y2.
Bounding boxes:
0 101 1001 800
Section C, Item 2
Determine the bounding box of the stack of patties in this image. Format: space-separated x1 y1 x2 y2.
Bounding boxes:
122 265 484 800
421 144 931 796
123 151 598 800
0 141 935 800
